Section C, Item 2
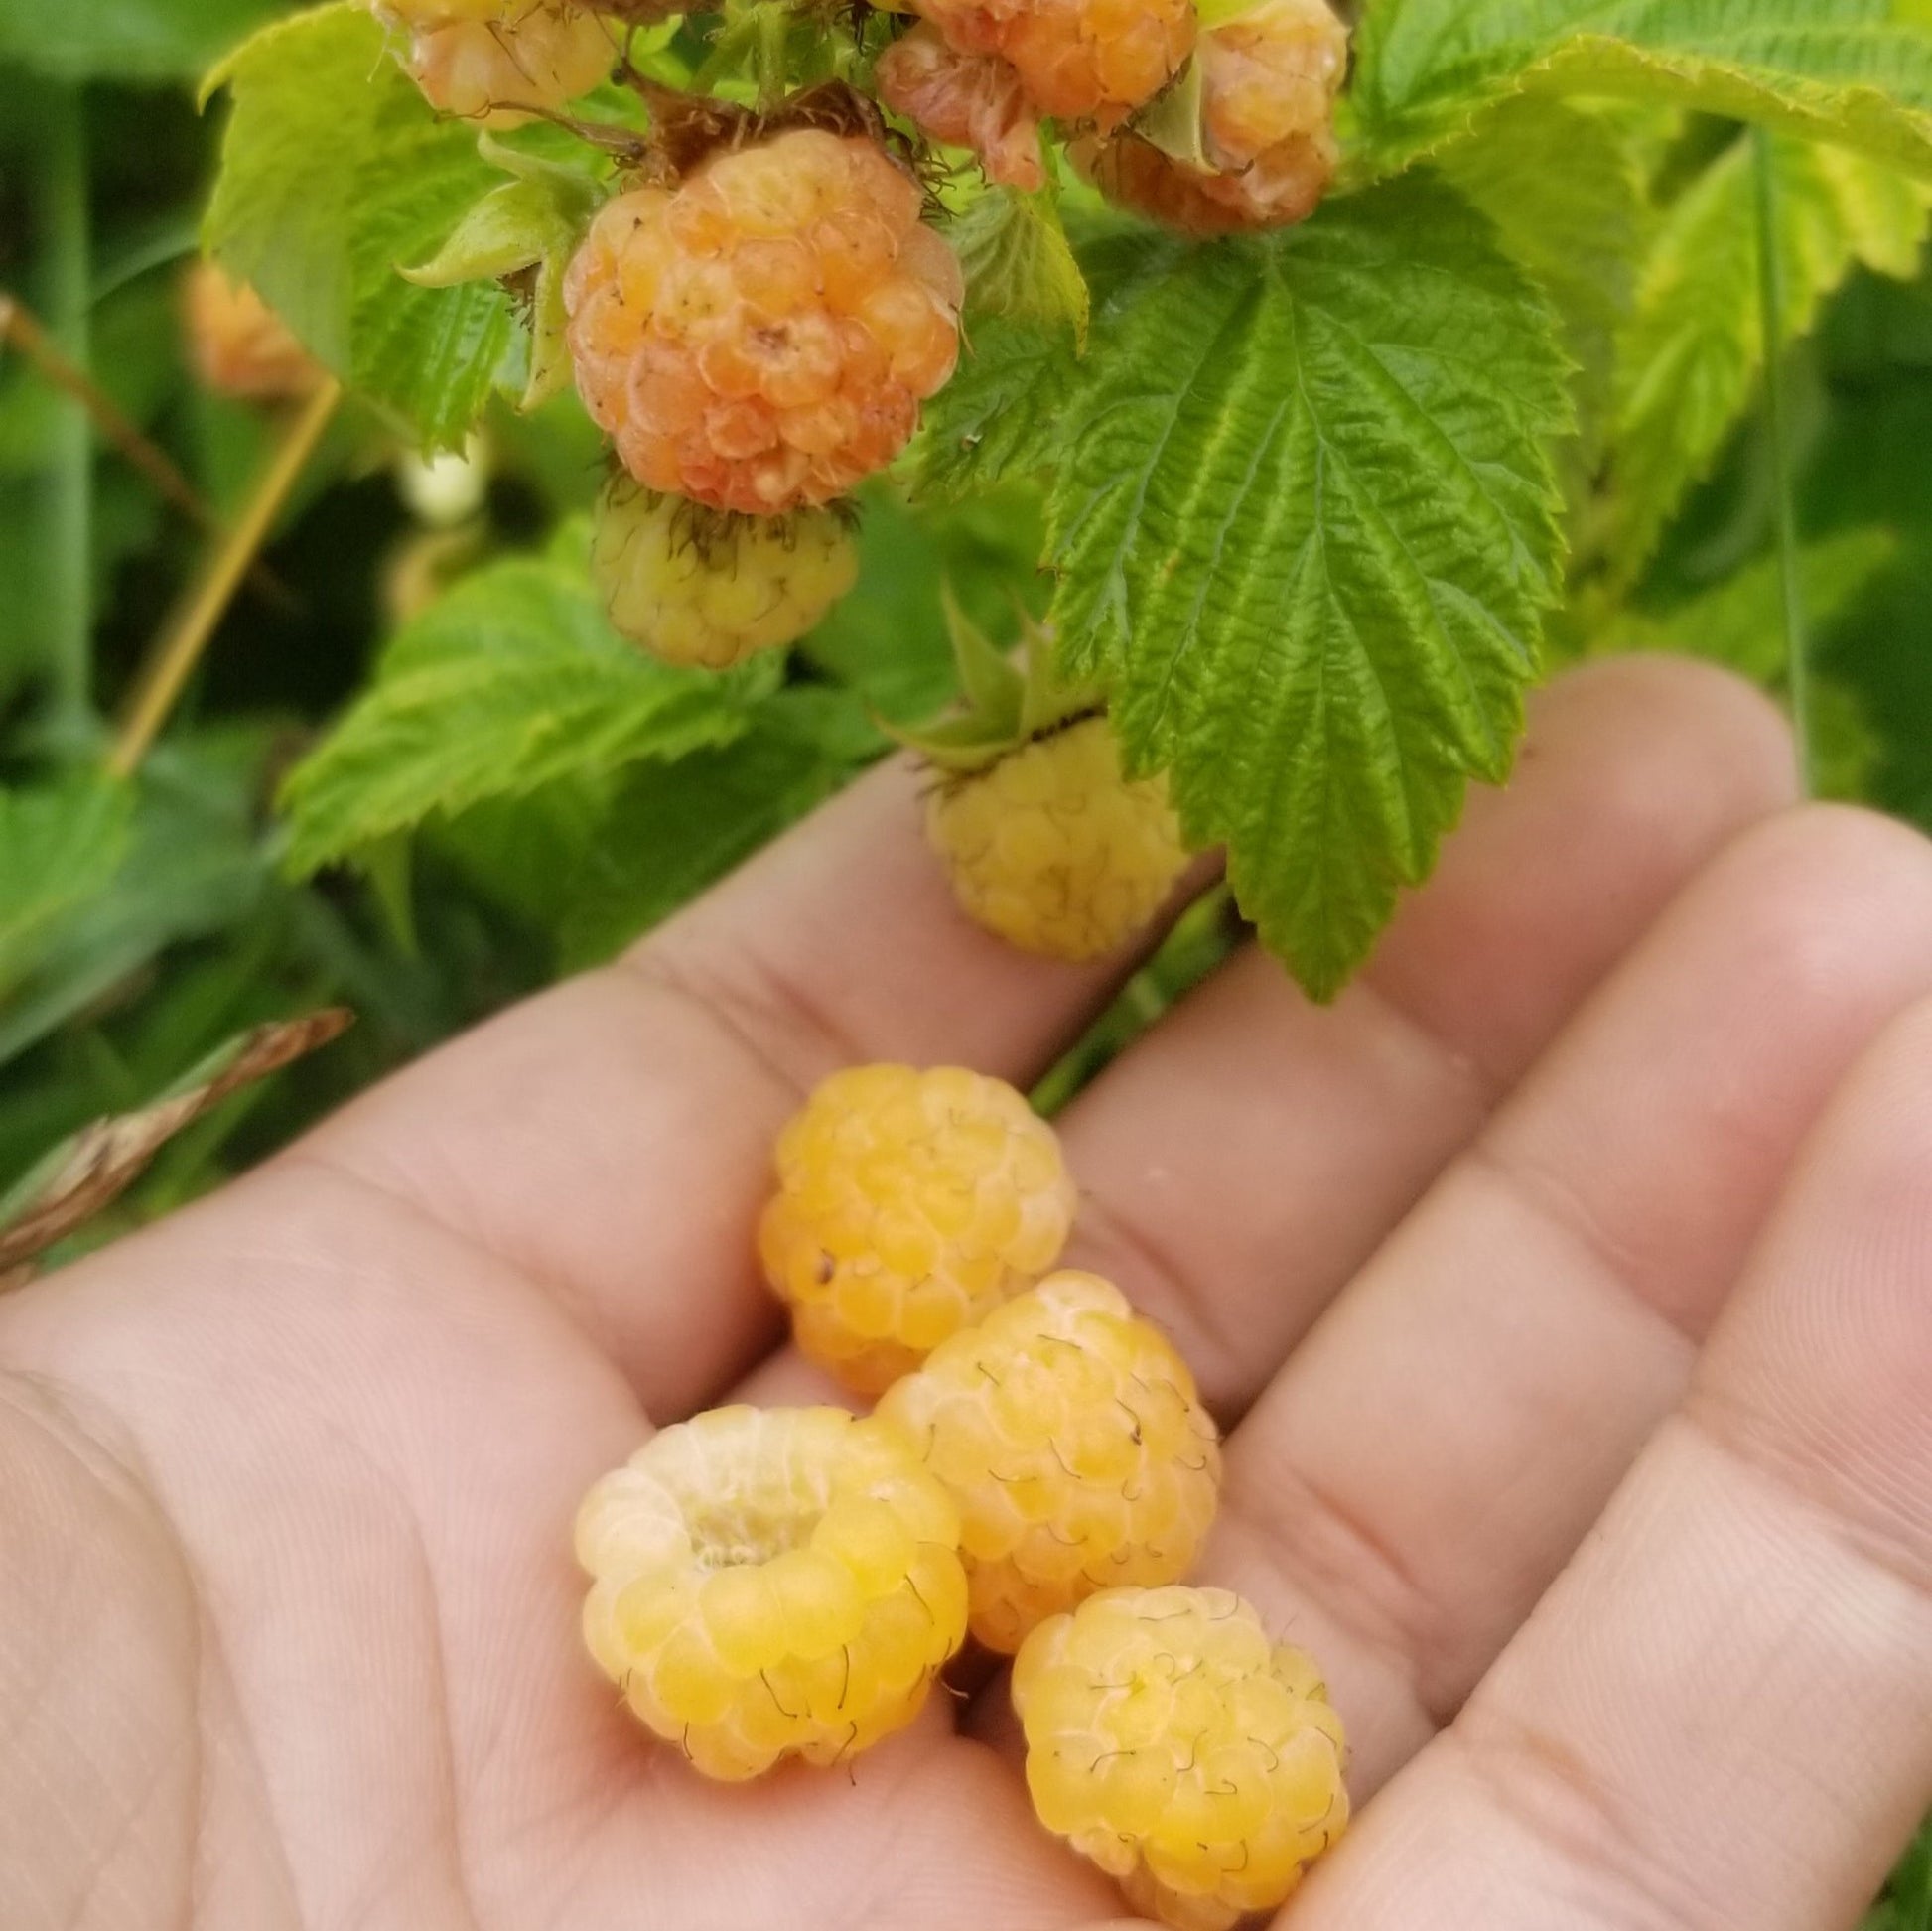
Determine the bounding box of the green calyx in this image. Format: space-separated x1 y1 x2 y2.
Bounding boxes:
897 590 1103 775
402 134 604 412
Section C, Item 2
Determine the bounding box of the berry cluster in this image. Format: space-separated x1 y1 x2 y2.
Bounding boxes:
574 1063 1347 1926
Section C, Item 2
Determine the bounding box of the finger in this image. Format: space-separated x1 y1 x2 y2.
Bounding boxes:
290 757 1204 1421
1293 993 1932 1931
1056 655 1795 1412
1209 804 1932 1794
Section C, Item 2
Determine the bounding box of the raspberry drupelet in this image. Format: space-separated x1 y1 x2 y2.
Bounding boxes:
877 1272 1222 1653
1015 1586 1349 1929
564 128 965 515
576 1407 969 1779
759 1064 1077 1394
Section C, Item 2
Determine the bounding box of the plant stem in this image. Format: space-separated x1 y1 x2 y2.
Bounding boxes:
1752 126 1812 798
37 85 93 736
0 294 296 613
108 379 342 779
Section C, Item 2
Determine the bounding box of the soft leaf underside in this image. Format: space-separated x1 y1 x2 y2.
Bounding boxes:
205 3 521 447
924 178 1571 997
0 0 275 79
280 547 762 878
1609 131 1931 581
1437 97 1649 438
1353 0 1932 182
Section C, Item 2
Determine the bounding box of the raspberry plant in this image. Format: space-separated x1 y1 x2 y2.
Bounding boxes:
2 0 1932 1915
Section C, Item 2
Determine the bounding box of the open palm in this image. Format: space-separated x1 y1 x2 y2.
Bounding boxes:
6 655 1932 1931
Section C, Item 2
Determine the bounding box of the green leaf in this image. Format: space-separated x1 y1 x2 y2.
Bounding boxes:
280 536 765 877
0 777 131 999
204 3 528 448
950 188 1091 346
555 690 883 970
1605 129 1930 583
0 0 275 80
1352 0 1932 184
915 232 1172 499
1029 176 1571 997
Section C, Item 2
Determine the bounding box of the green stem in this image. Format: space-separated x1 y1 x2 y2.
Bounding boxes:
36 85 94 738
1752 126 1811 798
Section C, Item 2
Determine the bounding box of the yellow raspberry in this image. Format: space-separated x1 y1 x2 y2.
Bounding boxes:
877 25 1046 190
1014 1587 1349 1930
926 715 1190 962
372 1 615 125
181 261 322 402
877 1272 1221 1653
759 1064 1076 1395
592 477 858 669
576 1405 969 1779
907 0 1194 132
564 128 964 515
1079 0 1347 235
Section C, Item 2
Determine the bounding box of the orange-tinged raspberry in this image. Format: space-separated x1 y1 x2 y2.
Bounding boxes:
1015 1587 1349 1930
1081 0 1346 233
926 715 1191 962
576 1406 969 1779
372 1 615 123
877 1273 1221 1653
909 0 1192 131
182 261 322 402
565 129 963 514
877 25 1045 189
759 1064 1076 1395
592 477 858 668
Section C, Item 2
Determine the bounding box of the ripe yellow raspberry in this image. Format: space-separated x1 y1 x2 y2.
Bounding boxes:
759 1064 1076 1395
907 0 1194 131
564 128 964 515
926 715 1190 962
576 1406 969 1779
1015 1587 1349 1930
181 262 323 402
876 1272 1221 1653
877 25 1046 190
372 1 616 124
1080 0 1347 234
592 477 858 669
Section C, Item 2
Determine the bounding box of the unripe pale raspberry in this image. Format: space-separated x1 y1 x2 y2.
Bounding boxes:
926 715 1190 962
564 128 964 515
1015 1587 1349 1930
759 1064 1076 1395
592 477 858 668
576 1406 969 1779
910 0 1193 130
877 1272 1221 1653
182 261 322 402
1081 0 1346 234
372 1 615 125
876 26 1044 189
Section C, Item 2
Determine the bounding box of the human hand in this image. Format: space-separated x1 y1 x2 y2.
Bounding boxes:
5 655 1931 1931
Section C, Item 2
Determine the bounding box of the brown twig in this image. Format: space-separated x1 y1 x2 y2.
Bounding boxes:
0 290 296 612
109 378 343 779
